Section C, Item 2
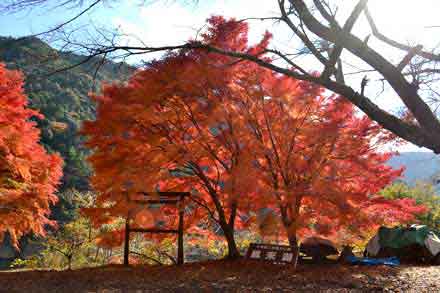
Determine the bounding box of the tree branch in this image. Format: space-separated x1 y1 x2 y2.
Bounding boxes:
321 0 368 79
289 0 440 143
397 45 423 72
312 0 340 29
364 6 440 62
14 0 103 39
278 0 328 66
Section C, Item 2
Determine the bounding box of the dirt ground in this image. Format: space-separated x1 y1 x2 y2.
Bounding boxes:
0 260 439 292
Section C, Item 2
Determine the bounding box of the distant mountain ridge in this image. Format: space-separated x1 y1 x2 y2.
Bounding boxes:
388 152 440 186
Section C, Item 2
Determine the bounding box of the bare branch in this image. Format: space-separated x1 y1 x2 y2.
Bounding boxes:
312 0 340 29
364 6 440 62
278 0 328 66
397 45 423 72
321 0 368 79
289 0 440 141
13 0 103 39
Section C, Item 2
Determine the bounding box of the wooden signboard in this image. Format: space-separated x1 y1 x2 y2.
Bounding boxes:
246 243 295 264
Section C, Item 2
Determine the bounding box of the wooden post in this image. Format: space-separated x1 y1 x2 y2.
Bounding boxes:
177 195 184 265
123 216 130 266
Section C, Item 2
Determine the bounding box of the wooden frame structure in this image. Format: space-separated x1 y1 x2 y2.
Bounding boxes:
123 192 189 266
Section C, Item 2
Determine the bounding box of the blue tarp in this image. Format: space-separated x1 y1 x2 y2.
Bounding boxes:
346 256 400 266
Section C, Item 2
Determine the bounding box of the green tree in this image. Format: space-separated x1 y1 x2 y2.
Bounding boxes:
381 182 440 232
11 190 99 270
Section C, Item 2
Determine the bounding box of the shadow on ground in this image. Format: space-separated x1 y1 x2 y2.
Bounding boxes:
0 259 438 292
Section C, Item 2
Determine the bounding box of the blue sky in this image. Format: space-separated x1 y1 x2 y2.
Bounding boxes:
0 2 135 37
1 0 439 152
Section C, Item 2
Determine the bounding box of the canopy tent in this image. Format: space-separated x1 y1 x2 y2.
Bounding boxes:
365 225 440 264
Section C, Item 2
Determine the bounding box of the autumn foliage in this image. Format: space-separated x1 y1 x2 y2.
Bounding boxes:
235 75 427 246
83 17 425 259
0 64 63 247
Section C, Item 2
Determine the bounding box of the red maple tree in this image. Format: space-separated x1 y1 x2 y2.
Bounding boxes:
82 17 268 258
83 17 425 261
230 71 426 264
0 64 63 248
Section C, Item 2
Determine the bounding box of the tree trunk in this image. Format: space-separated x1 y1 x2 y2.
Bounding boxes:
191 163 240 259
67 255 72 270
94 247 100 262
221 223 240 259
288 234 300 269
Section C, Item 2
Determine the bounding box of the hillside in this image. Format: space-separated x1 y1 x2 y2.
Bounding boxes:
0 36 133 220
388 152 440 186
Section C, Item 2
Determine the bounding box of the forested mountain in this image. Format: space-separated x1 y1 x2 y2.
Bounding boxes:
388 152 440 183
388 152 440 189
0 36 132 190
0 36 133 221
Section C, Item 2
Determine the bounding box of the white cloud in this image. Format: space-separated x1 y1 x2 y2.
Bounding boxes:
113 1 280 50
